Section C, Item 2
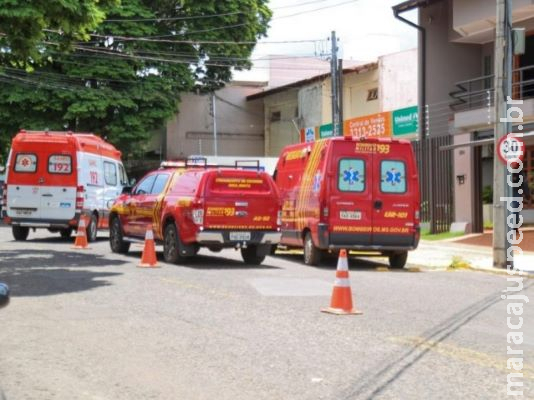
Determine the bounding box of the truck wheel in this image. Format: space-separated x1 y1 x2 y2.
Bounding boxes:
60 228 73 239
303 232 321 266
86 213 98 242
389 251 408 269
12 226 29 241
241 245 266 265
163 223 185 264
109 217 130 254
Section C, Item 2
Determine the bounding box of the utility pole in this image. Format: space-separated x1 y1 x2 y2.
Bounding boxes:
338 58 344 136
330 31 340 136
211 93 218 156
493 0 513 269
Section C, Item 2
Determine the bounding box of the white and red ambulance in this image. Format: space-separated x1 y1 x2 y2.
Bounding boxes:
2 130 128 241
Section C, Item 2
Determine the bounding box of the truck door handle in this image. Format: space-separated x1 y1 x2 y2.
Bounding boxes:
374 200 383 210
41 194 53 197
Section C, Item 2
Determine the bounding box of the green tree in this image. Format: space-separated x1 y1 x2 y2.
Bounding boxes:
0 0 271 160
0 0 118 61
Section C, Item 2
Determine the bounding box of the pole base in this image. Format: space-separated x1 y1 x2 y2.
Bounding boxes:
321 307 363 315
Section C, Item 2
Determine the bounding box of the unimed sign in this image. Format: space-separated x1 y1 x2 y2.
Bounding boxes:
392 106 418 136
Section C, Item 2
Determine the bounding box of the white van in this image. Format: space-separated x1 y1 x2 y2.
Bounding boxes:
2 130 128 241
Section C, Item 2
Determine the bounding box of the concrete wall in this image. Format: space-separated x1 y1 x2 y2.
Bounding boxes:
453 132 475 231
166 84 265 158
379 48 418 112
263 88 300 157
298 82 324 129
422 0 482 137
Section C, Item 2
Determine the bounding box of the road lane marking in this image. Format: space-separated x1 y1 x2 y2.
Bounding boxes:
159 277 236 298
389 336 534 380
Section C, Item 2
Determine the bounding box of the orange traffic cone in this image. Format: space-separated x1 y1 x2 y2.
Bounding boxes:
138 224 159 268
72 216 90 250
321 249 362 315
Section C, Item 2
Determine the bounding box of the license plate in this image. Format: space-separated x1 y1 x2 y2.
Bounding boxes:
230 232 251 241
340 211 362 220
15 209 32 216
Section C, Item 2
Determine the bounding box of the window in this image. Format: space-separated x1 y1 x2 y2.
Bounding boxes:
380 160 407 193
367 88 378 101
119 164 129 186
104 161 117 186
338 159 365 192
270 111 281 122
14 153 37 173
133 174 157 195
48 154 72 174
151 174 170 195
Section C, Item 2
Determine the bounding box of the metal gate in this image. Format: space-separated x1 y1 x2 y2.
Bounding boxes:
412 135 454 234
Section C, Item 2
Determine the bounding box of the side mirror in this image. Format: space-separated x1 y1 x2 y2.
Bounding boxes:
0 283 10 309
121 186 132 195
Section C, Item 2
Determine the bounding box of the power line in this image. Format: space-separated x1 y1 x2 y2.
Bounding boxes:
103 11 244 23
275 0 358 19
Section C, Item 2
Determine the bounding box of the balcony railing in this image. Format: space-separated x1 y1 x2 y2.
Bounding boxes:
449 65 534 112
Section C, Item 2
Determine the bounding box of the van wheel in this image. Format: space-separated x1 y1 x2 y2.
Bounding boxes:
303 232 321 266
389 251 408 269
241 245 266 265
109 217 130 254
60 228 73 239
12 226 29 241
86 214 98 242
163 223 185 264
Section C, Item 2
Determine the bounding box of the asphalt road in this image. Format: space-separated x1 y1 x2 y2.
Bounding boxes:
0 226 532 400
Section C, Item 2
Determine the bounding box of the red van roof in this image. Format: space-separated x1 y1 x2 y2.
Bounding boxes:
13 130 122 160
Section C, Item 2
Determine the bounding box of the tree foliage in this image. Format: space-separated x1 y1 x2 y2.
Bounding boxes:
0 0 118 61
0 0 271 161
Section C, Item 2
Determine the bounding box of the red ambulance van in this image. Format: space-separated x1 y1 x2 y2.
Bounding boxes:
2 130 127 241
274 136 420 267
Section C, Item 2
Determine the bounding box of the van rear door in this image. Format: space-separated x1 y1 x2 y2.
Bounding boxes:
327 141 374 246
6 152 42 219
371 142 418 247
203 170 279 234
40 152 77 220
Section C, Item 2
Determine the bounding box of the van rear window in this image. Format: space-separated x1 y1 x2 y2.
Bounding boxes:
208 174 271 193
380 160 407 193
48 155 72 174
14 153 37 173
338 159 365 192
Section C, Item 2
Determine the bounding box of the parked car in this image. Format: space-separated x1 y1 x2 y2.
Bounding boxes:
2 130 128 241
109 162 282 265
273 136 421 267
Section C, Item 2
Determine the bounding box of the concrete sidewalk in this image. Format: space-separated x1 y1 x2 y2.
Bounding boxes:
408 240 534 275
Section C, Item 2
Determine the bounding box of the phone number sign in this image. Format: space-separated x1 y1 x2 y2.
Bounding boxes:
343 112 391 138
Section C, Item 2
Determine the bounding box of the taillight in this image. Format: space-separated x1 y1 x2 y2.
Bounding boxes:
192 209 204 225
76 185 85 211
323 207 329 218
415 210 420 221
277 210 282 226
1 183 7 211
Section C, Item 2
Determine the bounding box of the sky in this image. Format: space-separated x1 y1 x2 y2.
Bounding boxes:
235 0 418 81
257 0 417 61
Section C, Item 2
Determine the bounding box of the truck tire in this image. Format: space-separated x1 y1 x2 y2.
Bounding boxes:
86 213 98 242
12 226 29 241
303 231 321 266
389 251 408 269
163 223 185 264
60 228 73 239
241 245 266 265
109 216 130 254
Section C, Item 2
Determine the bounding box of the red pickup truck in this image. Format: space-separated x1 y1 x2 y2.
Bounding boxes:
109 164 282 265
